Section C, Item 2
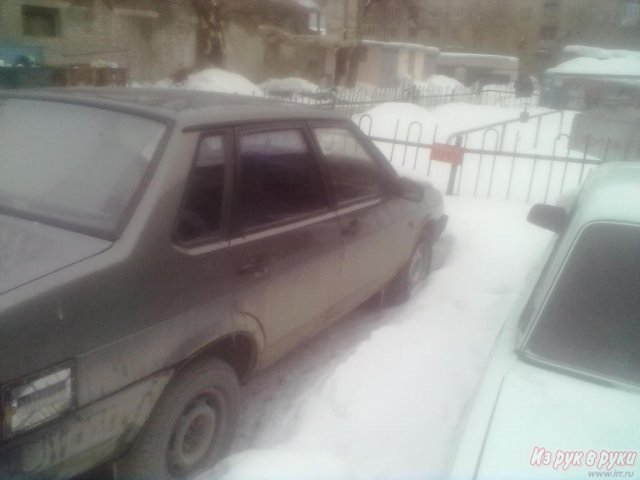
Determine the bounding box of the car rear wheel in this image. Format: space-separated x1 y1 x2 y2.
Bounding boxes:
117 359 240 480
386 233 433 304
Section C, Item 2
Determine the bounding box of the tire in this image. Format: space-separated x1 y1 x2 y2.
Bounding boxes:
386 232 433 305
117 359 240 480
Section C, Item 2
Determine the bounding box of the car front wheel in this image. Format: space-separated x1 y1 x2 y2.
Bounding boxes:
117 359 240 480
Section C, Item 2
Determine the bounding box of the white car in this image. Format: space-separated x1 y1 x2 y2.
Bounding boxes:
450 162 640 480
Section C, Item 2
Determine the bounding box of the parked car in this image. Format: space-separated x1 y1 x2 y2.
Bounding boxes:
0 88 447 480
450 162 640 480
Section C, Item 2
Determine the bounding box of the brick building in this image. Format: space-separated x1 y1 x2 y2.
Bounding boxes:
0 0 328 83
0 0 198 82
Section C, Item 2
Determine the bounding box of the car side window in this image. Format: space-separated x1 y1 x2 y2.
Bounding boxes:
177 134 226 243
313 127 385 205
524 222 640 385
238 129 326 231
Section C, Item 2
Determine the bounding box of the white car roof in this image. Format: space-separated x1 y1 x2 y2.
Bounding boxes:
572 162 640 227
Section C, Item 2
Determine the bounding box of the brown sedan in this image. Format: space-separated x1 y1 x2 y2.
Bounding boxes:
0 88 447 479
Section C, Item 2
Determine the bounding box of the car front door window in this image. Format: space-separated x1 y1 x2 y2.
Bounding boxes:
313 127 386 206
238 129 326 231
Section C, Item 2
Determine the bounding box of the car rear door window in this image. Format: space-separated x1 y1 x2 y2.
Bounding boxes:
525 222 640 385
237 129 326 231
177 134 227 242
313 127 385 205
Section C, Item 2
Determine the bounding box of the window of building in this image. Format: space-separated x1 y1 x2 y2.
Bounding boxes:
539 25 558 39
451 6 463 20
177 135 228 243
543 0 560 19
308 11 320 31
408 27 418 39
237 130 325 231
362 24 377 36
22 5 61 37
313 128 385 205
407 50 416 76
525 223 640 385
383 27 397 40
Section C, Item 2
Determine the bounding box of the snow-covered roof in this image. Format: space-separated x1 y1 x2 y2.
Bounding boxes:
563 45 640 60
547 55 640 77
438 53 519 69
267 0 320 11
574 163 640 226
361 40 440 55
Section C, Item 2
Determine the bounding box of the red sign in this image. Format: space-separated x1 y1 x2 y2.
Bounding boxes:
430 143 465 166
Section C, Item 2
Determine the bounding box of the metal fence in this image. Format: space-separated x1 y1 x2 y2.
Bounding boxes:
279 83 539 116
278 82 639 205
354 108 640 205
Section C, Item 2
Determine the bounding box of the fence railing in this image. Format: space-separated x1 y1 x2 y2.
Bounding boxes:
354 109 635 205
278 83 539 116
274 82 638 205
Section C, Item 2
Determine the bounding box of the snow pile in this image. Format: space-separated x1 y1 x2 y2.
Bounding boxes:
563 45 640 60
415 74 466 92
181 69 263 96
135 69 264 96
549 56 640 77
201 197 552 480
550 46 640 77
260 77 320 97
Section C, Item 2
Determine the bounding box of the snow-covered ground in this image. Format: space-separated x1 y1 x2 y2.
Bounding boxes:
198 197 552 480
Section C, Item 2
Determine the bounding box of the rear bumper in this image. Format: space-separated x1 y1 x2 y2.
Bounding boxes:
0 371 170 479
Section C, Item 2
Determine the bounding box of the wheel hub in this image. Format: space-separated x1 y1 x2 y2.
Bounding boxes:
168 397 218 476
408 244 428 292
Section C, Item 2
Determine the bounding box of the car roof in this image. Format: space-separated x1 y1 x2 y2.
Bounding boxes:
0 87 347 128
573 162 640 226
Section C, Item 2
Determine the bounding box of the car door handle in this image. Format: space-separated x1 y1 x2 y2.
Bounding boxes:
237 255 270 277
341 219 361 236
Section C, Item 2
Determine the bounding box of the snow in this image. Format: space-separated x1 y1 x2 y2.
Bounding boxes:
548 55 640 77
181 69 264 96
260 77 320 96
361 39 440 55
414 74 466 92
563 45 640 60
200 196 552 480
135 69 264 96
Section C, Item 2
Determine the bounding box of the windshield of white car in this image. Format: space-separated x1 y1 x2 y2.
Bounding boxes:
0 99 166 239
524 222 640 385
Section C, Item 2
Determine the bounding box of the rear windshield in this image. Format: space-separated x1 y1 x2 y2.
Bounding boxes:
0 98 166 239
524 222 640 385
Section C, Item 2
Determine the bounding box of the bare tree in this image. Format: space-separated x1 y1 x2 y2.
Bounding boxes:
338 0 427 86
192 0 226 67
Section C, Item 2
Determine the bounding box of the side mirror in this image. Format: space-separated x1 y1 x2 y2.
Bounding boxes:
527 204 569 233
397 177 424 203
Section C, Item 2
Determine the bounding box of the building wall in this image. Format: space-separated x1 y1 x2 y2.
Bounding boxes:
0 0 198 81
322 0 638 77
320 0 358 40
